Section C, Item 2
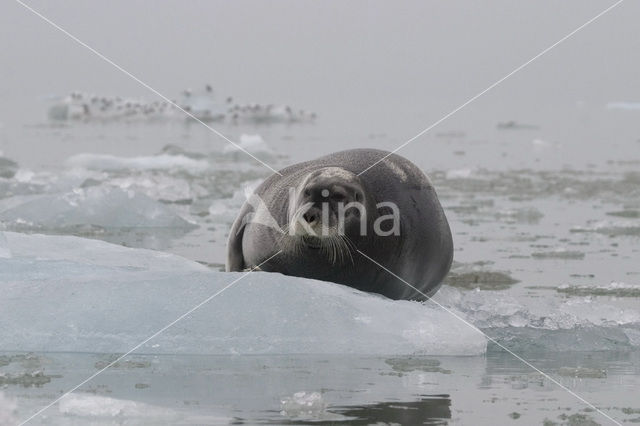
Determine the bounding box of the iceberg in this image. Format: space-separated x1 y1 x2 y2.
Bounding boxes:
0 232 486 356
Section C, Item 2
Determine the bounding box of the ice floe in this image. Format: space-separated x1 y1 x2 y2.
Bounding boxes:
2 232 639 355
223 133 272 154
0 187 196 231
66 153 210 172
1 232 485 356
280 392 326 417
58 394 173 418
433 286 640 352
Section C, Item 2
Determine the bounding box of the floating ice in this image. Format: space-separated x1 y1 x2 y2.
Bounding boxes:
3 232 638 355
434 286 640 352
280 392 326 417
0 232 485 356
208 179 262 222
66 153 210 172
58 394 173 418
495 207 544 224
571 221 640 237
223 133 271 154
56 393 232 424
221 133 278 163
445 168 475 179
0 186 195 230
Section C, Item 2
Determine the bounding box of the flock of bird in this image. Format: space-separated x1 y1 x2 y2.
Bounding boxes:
47 85 316 124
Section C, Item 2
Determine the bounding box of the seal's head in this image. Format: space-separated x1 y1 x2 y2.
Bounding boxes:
284 167 370 262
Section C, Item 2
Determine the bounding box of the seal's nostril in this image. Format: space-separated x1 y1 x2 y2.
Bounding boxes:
303 212 316 223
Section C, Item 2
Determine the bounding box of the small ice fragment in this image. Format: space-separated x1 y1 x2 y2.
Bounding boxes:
281 392 326 417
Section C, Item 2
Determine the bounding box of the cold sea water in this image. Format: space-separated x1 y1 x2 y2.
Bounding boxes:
1 1 639 424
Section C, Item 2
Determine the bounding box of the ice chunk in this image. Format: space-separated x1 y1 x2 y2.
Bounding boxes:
57 394 232 424
208 179 262 222
0 186 195 230
66 153 210 172
435 286 640 330
571 221 640 237
433 286 640 351
445 168 474 179
223 133 271 154
281 392 326 417
58 394 173 418
221 133 277 163
0 232 486 356
107 174 202 204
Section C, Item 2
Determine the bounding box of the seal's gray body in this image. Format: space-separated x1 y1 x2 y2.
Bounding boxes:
226 149 453 300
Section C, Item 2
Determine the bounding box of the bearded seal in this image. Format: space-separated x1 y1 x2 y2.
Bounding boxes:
226 148 453 300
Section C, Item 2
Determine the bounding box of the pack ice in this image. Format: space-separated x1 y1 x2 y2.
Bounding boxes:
0 232 486 356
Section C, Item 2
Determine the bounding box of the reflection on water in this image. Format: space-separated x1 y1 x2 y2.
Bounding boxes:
2 351 640 425
275 396 451 425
